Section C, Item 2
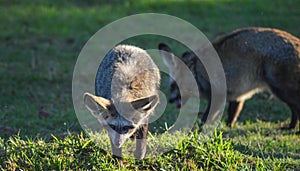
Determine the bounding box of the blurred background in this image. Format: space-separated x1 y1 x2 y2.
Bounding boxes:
1 0 300 138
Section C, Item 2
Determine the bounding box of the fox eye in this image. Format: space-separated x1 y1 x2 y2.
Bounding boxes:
108 124 117 130
123 125 135 130
120 125 135 134
108 124 135 134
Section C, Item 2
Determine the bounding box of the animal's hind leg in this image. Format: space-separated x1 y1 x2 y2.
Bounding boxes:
263 64 299 130
227 100 245 128
264 85 299 130
287 105 300 131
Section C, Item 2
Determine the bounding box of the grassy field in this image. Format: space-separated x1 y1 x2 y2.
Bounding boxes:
1 0 300 170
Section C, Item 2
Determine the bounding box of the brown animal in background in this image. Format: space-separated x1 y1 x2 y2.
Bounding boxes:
159 27 300 131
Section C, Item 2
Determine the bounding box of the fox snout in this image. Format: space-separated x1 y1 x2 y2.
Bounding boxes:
109 132 128 148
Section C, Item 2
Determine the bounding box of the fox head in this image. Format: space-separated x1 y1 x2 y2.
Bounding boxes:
158 43 197 108
84 92 158 148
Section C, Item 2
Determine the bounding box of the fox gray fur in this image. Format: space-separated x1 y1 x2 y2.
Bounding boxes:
84 45 160 163
159 27 300 130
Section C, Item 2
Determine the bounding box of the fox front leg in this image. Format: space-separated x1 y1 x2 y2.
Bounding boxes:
111 142 123 166
134 121 149 159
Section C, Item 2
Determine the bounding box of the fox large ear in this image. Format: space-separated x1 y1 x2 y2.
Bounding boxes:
83 92 111 118
131 94 159 113
158 43 176 68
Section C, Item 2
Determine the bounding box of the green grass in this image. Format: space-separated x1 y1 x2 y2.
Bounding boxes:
1 0 300 170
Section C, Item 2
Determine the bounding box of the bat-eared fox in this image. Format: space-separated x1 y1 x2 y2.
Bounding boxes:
84 45 160 164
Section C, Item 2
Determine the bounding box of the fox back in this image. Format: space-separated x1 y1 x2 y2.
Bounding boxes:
95 45 160 102
84 45 160 161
